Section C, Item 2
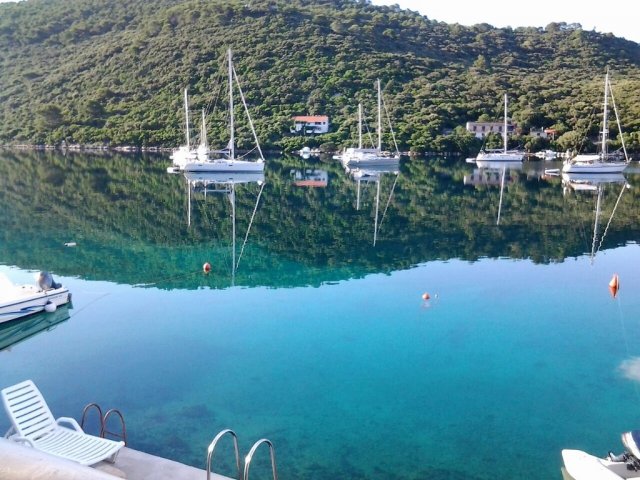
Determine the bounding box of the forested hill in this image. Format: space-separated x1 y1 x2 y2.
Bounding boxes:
2 0 640 154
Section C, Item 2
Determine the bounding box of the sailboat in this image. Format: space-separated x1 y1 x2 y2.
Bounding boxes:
562 69 630 174
339 79 400 167
171 88 197 168
182 49 265 173
476 94 525 163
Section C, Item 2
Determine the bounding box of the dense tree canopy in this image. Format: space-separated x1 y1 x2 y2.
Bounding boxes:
1 0 640 155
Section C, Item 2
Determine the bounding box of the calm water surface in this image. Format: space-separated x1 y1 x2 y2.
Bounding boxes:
1 151 640 479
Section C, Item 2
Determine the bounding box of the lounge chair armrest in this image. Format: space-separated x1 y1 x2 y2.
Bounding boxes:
56 417 83 432
4 426 16 439
8 435 34 447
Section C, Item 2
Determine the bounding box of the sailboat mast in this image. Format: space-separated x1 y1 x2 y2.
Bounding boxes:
200 109 207 148
184 88 190 149
228 48 235 160
503 93 508 153
497 166 506 225
358 103 363 149
591 186 603 263
373 177 381 246
231 185 236 285
377 79 382 151
601 69 609 160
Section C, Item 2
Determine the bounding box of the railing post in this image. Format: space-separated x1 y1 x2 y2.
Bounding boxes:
206 429 240 480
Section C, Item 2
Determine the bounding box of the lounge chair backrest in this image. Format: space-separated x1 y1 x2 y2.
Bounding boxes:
2 379 57 440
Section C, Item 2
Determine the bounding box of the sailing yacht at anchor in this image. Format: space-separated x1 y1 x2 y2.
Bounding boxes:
339 79 400 167
182 49 265 173
476 94 525 163
562 68 630 174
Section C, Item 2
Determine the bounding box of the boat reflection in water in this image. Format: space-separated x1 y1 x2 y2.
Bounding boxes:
345 160 400 246
464 160 523 225
561 172 630 264
183 171 265 284
0 303 71 353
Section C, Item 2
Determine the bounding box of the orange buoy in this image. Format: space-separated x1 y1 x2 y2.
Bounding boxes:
203 262 211 274
609 274 619 298
422 292 430 301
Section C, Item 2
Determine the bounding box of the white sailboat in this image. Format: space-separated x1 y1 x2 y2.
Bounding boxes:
340 79 400 167
476 94 525 163
171 87 197 168
182 49 265 173
562 69 629 174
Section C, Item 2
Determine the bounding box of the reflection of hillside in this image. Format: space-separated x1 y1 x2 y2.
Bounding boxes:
1 151 640 289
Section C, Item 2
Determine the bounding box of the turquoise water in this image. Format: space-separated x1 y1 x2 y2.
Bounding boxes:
1 152 640 479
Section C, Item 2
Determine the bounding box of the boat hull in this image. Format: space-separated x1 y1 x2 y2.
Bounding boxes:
476 151 525 162
0 287 71 325
561 449 635 480
184 171 265 185
182 159 265 173
562 161 628 174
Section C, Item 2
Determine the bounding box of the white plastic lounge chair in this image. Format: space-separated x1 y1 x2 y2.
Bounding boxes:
1 379 124 466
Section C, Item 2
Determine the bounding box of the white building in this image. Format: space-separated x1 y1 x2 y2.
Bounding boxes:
529 128 548 139
292 115 329 134
465 121 515 139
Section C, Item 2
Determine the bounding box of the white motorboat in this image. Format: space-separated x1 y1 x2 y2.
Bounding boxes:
562 69 630 174
562 430 640 479
534 149 558 161
0 272 71 325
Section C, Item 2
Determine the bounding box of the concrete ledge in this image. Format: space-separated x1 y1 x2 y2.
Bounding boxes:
0 438 120 479
0 438 234 480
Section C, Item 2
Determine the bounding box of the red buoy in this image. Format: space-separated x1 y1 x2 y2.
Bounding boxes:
422 292 430 301
609 274 619 298
203 262 211 274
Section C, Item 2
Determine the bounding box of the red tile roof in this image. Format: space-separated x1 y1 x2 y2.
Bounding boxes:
293 115 329 122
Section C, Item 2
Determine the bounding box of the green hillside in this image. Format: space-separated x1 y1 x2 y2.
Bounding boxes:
2 0 640 154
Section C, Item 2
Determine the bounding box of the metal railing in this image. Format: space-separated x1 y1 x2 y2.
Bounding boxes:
206 429 241 480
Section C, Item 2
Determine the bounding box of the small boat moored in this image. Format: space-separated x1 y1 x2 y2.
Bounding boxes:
0 272 71 325
562 430 640 479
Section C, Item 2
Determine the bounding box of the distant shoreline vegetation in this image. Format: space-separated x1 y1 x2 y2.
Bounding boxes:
1 0 640 156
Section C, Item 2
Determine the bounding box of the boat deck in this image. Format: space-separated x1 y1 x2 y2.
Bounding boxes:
0 438 233 480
